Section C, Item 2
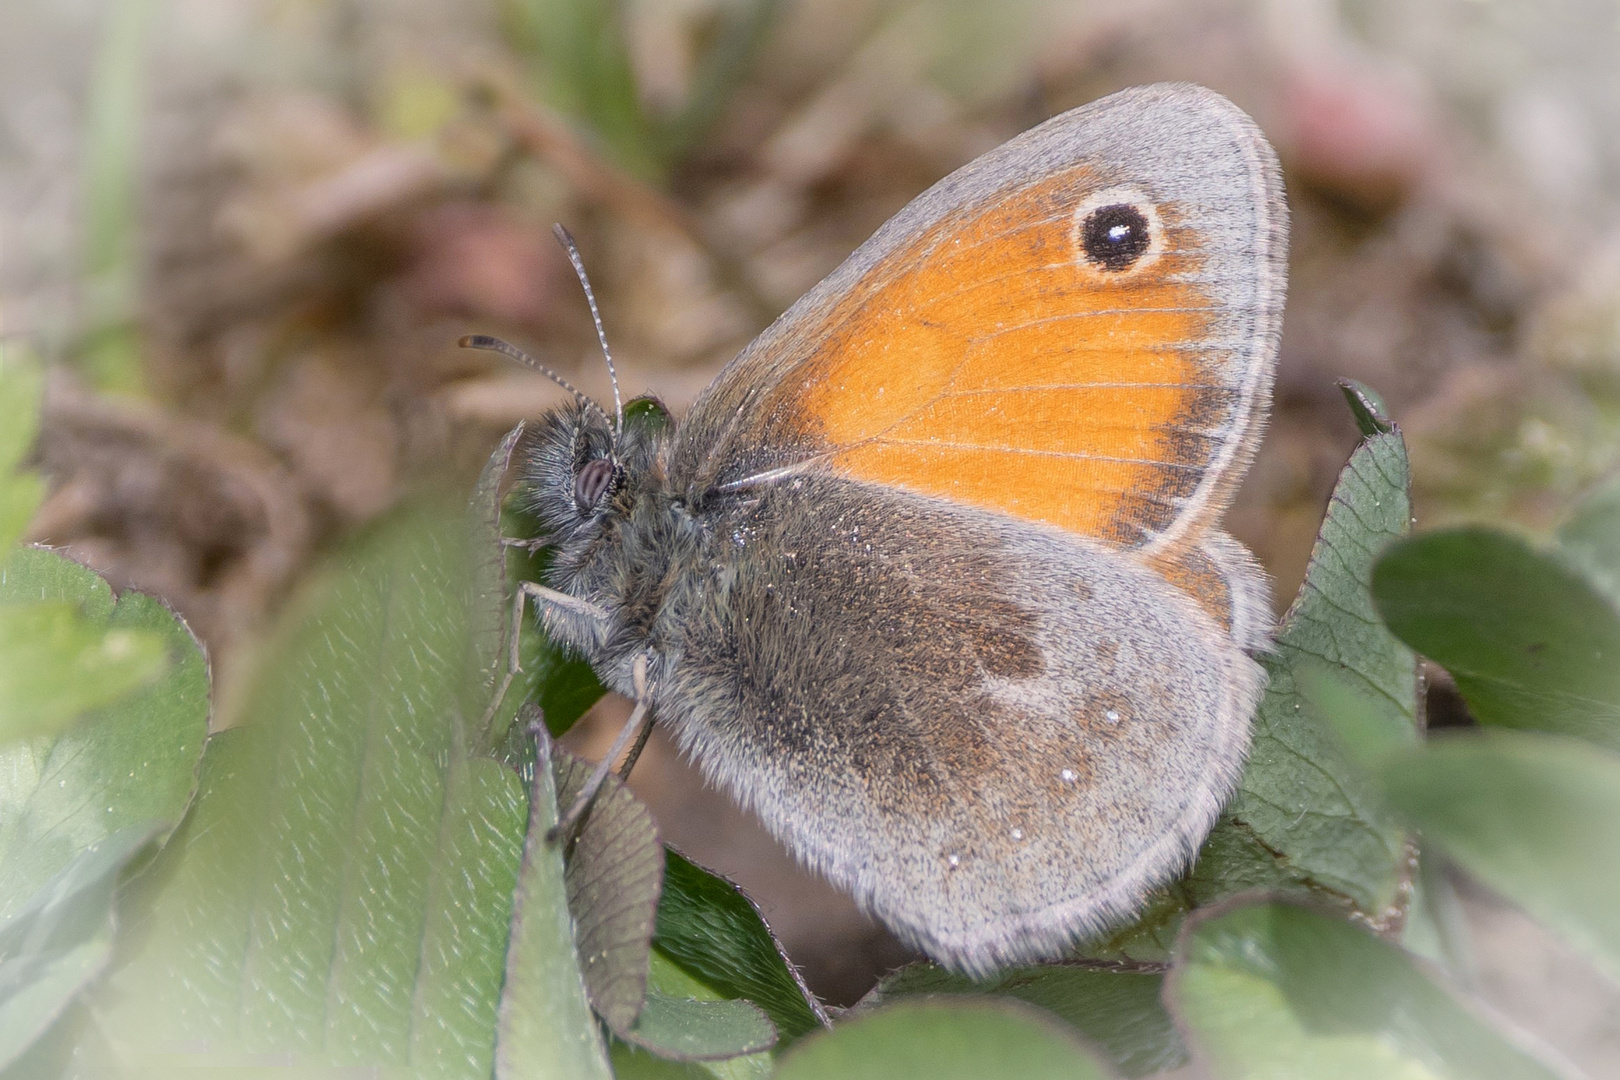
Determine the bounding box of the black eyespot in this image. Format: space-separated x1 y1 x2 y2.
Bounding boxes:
1080 203 1152 271
574 458 615 510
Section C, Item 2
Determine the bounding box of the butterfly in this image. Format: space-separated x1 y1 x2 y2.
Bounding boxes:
478 82 1286 976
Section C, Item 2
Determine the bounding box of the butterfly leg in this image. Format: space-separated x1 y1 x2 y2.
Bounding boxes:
476 579 610 740
547 652 655 845
615 691 658 781
499 535 549 554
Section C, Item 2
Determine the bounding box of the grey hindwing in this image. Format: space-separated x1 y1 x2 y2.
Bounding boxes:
650 474 1263 974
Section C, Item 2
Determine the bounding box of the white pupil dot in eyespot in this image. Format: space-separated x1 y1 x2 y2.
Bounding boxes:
1108 224 1130 242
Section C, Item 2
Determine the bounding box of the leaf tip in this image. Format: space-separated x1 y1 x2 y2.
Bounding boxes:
1338 379 1396 437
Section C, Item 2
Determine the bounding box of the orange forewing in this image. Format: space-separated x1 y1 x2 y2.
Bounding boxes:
781 167 1230 549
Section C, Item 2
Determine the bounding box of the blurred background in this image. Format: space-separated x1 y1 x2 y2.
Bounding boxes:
2 0 1618 1067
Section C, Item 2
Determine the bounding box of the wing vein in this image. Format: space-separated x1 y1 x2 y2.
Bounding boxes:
866 437 1207 470
940 382 1227 394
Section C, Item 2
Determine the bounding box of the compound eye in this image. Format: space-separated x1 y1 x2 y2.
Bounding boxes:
1079 203 1153 271
574 458 615 510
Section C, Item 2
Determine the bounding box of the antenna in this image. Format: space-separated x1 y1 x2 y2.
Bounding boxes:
457 334 612 429
551 223 623 440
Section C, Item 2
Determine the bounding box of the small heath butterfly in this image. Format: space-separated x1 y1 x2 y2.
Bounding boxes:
485 83 1285 975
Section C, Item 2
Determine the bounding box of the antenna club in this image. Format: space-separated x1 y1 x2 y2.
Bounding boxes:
456 334 611 430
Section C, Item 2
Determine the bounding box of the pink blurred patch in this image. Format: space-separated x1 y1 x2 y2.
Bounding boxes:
403 203 564 327
1279 60 1441 208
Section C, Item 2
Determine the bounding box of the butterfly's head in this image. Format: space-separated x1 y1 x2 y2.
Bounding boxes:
516 395 671 557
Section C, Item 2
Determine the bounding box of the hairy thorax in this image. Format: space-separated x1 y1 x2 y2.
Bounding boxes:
546 475 715 700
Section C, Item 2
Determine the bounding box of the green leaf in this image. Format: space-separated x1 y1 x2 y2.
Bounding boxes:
1560 478 1620 603
412 760 532 1068
1244 431 1419 895
87 728 269 1055
866 963 1182 1078
1374 527 1620 750
774 998 1118 1080
95 737 532 1072
653 849 826 1043
1378 729 1620 985
609 1044 772 1080
610 936 778 1064
0 599 166 744
554 747 664 1035
496 727 613 1080
79 506 532 1075
621 989 776 1062
607 950 776 1077
1295 664 1475 979
1169 900 1568 1080
1338 378 1395 437
1399 850 1474 981
0 549 206 917
0 827 155 1071
0 548 205 1069
1098 426 1418 958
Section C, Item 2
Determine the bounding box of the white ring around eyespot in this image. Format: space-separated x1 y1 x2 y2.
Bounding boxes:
1069 185 1165 278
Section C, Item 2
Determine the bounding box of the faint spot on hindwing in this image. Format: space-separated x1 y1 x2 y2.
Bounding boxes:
1079 688 1133 733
